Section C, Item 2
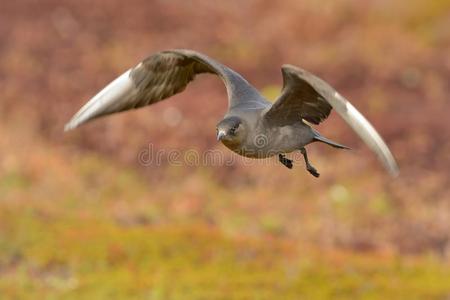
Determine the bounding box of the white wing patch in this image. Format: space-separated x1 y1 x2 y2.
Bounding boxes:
333 92 399 176
64 69 134 131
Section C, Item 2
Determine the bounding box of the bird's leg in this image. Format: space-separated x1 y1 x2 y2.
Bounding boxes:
278 154 293 169
300 148 320 177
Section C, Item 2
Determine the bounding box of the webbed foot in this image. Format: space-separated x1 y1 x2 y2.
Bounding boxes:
300 148 320 178
279 154 293 169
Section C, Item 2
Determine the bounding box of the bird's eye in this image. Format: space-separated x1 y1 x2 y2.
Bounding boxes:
230 124 240 135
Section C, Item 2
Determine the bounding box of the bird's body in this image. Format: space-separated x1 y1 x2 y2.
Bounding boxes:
222 114 314 159
65 49 399 177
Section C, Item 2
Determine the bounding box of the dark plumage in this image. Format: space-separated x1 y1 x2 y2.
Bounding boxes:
65 49 399 177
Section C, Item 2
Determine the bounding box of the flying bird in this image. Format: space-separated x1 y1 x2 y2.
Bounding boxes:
65 49 399 177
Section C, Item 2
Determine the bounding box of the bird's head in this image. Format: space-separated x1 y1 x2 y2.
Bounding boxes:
216 116 245 144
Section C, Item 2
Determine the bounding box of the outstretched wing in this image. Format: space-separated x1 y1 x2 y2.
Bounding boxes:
264 65 334 125
65 49 257 131
264 65 399 176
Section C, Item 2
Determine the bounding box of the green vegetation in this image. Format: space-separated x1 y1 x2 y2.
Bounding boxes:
1 205 449 299
0 139 448 299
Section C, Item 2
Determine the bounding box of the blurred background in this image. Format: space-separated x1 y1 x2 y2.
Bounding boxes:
1 0 449 298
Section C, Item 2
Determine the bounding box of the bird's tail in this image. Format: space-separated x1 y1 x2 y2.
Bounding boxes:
312 129 351 150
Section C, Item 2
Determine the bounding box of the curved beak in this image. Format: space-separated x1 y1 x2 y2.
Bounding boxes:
217 130 226 141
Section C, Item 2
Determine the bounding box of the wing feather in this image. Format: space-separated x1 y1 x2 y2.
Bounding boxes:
264 65 399 176
65 49 256 130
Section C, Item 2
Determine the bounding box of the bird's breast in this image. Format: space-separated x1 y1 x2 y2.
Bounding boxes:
221 133 279 159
